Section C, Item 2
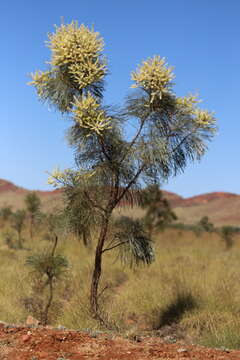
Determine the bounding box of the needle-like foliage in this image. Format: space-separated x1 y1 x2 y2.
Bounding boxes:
112 216 154 267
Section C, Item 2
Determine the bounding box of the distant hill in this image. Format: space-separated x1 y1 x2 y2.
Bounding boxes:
0 179 27 194
0 178 239 226
0 179 61 212
173 195 240 226
176 192 238 207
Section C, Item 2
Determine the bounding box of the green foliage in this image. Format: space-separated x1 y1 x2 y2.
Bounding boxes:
11 209 26 249
220 226 239 250
112 216 154 267
26 252 68 279
0 205 12 225
140 184 177 237
169 221 214 237
198 216 214 233
25 251 69 324
25 192 41 239
62 182 101 247
25 192 41 215
3 230 16 249
43 211 67 239
11 209 26 231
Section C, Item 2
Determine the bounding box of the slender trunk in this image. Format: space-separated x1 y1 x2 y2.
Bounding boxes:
17 229 22 249
90 213 111 321
41 236 58 325
51 235 58 256
42 277 53 325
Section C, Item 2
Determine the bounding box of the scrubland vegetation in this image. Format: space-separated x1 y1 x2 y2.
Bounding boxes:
1 19 234 353
1 199 240 349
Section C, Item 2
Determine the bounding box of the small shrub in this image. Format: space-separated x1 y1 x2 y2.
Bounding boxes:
220 226 237 250
3 230 17 249
11 209 26 249
24 250 69 325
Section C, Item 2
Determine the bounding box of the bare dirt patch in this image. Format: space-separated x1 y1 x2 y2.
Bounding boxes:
0 324 239 360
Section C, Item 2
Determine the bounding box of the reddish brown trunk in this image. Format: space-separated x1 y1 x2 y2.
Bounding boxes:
90 214 110 321
42 278 53 325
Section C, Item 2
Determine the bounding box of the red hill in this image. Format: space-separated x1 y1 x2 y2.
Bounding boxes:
0 179 27 194
181 191 239 207
1 178 240 225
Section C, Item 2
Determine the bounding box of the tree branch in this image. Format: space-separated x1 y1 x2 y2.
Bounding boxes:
120 119 146 164
102 240 128 253
98 136 111 162
170 127 200 156
113 163 146 208
83 190 107 213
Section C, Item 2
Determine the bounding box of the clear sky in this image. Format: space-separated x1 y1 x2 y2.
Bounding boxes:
1 0 239 197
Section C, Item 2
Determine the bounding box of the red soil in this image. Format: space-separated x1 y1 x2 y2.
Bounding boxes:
0 323 239 360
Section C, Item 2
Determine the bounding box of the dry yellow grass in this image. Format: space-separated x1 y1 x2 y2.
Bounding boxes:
1 214 240 348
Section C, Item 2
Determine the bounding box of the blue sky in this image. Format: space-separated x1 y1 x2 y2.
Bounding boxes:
1 0 239 197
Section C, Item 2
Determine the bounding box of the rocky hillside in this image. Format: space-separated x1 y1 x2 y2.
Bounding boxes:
0 179 61 212
0 178 239 226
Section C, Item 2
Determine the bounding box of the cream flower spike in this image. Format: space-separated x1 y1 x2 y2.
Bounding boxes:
47 21 107 89
131 56 175 101
72 93 112 136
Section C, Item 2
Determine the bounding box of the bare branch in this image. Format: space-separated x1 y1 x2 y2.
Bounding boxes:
102 240 128 253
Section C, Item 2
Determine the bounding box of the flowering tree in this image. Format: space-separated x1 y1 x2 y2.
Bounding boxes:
30 21 216 324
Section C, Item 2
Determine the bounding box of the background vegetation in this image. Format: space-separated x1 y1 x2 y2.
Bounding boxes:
1 197 240 349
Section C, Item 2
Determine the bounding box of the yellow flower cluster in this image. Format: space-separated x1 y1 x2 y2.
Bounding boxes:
72 93 112 136
48 167 96 187
176 94 215 126
193 109 215 126
47 167 65 186
48 22 107 88
176 94 201 109
131 56 174 101
29 70 51 96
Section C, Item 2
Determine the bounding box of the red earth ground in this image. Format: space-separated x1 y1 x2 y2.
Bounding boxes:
0 323 240 360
